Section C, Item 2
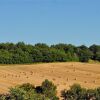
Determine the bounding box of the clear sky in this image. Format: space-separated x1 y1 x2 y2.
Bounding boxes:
0 0 100 46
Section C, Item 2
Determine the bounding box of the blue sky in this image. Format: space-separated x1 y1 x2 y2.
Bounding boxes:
0 0 100 46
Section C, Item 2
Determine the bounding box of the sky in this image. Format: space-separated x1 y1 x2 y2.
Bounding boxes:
0 0 100 46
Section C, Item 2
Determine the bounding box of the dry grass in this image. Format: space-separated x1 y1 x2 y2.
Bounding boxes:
0 62 100 97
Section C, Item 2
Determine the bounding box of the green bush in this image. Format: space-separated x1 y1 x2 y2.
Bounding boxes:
42 79 59 100
0 80 59 100
61 84 100 100
1 81 100 100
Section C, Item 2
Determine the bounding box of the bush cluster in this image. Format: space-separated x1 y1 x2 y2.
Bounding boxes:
0 42 100 64
61 84 100 100
0 80 100 100
0 79 58 100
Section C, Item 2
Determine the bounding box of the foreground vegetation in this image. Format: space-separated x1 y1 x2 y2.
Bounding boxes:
0 42 100 64
0 79 58 100
61 84 100 100
0 79 100 100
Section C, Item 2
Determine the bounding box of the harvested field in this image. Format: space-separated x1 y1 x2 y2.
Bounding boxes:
0 62 100 97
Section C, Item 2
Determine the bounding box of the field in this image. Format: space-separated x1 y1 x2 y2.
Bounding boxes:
0 62 100 96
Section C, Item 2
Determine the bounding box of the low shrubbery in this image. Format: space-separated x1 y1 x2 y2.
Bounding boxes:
0 80 100 100
61 84 100 100
0 79 59 100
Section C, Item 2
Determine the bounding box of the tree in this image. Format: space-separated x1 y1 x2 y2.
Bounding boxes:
79 50 93 62
31 48 43 62
0 42 99 64
18 83 35 92
35 43 49 49
11 48 33 64
0 50 13 64
61 84 100 100
42 79 59 100
95 52 100 61
9 83 50 100
61 84 87 100
89 44 100 60
0 80 59 100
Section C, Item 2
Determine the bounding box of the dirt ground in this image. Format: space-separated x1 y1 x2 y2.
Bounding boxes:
0 62 100 97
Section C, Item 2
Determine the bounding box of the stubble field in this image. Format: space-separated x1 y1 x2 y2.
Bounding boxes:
0 62 100 96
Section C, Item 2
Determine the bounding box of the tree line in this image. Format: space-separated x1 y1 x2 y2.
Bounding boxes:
0 42 99 64
0 79 100 100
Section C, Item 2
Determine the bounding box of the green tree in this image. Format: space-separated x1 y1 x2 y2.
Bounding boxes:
89 44 100 60
42 79 59 100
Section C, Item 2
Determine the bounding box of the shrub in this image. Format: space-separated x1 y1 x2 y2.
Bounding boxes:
0 80 59 100
41 79 59 100
61 84 100 100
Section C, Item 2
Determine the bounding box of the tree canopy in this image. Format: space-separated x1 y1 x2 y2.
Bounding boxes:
0 42 99 64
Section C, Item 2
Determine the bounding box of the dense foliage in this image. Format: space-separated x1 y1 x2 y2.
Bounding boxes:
0 80 100 100
0 42 100 64
0 79 59 100
61 84 100 100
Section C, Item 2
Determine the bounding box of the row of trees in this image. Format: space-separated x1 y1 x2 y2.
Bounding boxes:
0 79 100 100
0 42 100 64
